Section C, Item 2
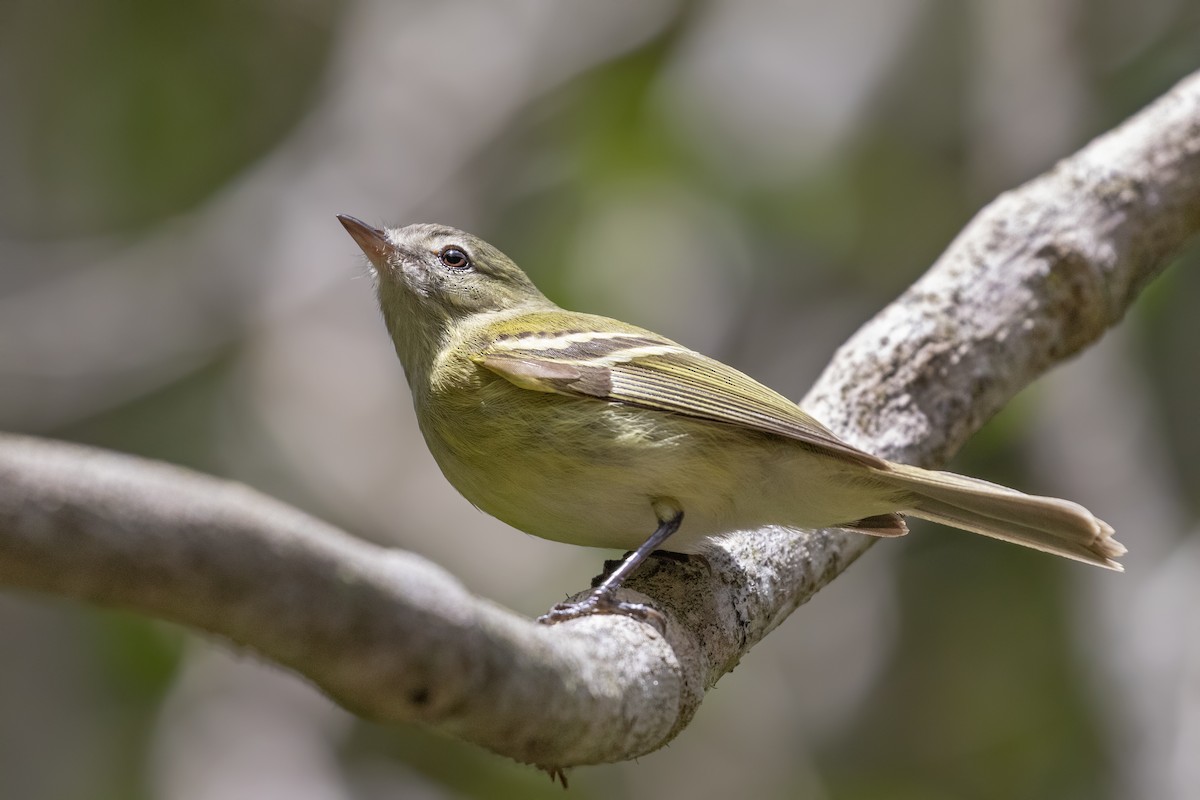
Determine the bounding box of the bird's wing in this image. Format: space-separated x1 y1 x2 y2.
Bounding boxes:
473 316 886 469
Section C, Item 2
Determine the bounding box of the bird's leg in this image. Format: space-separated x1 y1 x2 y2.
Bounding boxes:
538 509 684 630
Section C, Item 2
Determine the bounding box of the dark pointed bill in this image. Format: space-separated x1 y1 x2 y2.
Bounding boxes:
337 214 392 263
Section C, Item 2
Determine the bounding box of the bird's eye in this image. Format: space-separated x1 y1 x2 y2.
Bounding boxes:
439 246 471 270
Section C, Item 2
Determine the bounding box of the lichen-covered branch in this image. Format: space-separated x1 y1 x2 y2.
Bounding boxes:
2 69 1199 770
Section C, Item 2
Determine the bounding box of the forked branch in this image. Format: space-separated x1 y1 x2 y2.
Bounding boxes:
2 70 1199 770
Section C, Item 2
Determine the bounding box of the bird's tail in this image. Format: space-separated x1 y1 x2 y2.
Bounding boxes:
874 463 1126 570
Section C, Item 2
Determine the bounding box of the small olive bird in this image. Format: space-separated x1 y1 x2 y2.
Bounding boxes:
338 215 1124 624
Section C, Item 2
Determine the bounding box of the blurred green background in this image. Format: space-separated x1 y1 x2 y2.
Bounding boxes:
1 1 1199 798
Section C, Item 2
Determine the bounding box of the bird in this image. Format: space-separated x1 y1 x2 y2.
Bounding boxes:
338 215 1125 625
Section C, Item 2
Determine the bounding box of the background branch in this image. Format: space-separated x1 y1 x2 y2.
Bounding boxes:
2 69 1199 772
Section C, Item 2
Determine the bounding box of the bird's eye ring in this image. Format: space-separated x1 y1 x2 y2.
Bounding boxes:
439 246 471 271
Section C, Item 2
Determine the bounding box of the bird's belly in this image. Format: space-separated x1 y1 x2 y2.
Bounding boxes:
420 387 893 552
421 392 747 549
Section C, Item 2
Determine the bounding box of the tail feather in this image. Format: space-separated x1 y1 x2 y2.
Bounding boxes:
841 513 909 538
878 464 1125 570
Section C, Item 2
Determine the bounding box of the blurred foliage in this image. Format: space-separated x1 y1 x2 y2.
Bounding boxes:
0 0 342 237
1136 259 1200 519
1 1 1198 799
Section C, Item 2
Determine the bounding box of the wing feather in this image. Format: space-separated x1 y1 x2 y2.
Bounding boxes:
474 320 885 469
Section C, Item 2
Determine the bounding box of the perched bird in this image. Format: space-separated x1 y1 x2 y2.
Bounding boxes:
338 215 1124 624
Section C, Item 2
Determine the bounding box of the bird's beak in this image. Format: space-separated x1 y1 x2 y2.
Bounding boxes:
337 214 392 265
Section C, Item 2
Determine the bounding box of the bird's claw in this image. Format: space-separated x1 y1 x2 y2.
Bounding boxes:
537 590 666 633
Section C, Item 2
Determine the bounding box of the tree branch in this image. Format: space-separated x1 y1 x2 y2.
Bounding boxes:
3 70 1199 770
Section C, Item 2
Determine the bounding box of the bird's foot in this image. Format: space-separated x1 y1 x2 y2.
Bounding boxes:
537 588 665 633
